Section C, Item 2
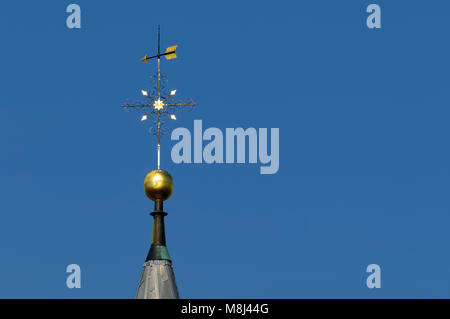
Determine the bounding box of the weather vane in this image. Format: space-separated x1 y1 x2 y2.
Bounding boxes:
121 24 196 169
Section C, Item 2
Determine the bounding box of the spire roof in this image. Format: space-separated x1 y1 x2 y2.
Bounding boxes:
136 260 179 299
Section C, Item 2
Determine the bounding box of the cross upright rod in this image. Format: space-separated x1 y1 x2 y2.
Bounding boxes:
158 24 160 55
157 25 161 168
121 25 196 170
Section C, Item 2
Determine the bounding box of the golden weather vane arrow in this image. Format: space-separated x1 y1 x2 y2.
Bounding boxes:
140 45 178 63
121 25 196 170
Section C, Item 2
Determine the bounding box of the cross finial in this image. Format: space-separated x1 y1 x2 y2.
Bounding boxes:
121 25 196 169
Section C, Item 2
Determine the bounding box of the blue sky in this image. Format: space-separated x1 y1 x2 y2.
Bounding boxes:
0 1 449 298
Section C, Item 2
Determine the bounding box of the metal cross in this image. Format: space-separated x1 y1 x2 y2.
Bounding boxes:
121 25 196 169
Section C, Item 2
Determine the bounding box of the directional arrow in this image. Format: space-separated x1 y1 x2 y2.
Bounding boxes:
140 45 178 63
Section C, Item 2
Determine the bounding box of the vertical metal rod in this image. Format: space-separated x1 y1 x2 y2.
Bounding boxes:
157 113 161 169
157 25 161 169
157 25 161 100
158 24 160 55
157 57 161 169
158 58 161 99
157 143 160 169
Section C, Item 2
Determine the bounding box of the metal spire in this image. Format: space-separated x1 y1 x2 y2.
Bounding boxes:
135 199 180 299
121 25 196 169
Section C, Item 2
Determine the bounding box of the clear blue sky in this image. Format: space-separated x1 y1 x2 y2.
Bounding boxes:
1 1 449 298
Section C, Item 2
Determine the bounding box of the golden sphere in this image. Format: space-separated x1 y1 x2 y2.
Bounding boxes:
144 169 174 201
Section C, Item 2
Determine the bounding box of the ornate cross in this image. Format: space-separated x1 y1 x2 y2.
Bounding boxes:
121 25 196 169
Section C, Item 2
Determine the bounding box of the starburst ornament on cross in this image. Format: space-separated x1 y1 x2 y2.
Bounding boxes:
121 25 196 170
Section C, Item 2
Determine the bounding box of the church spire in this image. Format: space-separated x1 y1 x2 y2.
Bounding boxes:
136 171 179 299
121 25 196 299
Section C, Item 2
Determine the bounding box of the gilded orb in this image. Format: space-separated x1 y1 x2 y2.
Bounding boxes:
144 169 174 201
